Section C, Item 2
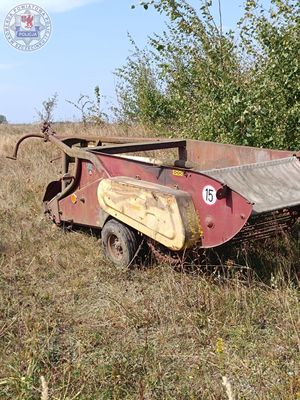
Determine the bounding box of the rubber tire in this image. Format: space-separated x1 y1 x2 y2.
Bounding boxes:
101 219 139 268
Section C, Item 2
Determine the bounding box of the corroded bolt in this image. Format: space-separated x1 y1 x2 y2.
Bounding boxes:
206 217 215 228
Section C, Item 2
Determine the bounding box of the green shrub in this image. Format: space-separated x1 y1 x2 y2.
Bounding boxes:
116 0 300 150
0 115 7 124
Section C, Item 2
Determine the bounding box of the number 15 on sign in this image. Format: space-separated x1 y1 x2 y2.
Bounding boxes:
202 185 217 205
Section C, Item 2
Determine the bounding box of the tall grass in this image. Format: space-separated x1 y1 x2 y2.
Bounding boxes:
0 124 299 399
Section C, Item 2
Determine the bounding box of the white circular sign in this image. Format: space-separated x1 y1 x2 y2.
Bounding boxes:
202 185 217 205
3 3 52 52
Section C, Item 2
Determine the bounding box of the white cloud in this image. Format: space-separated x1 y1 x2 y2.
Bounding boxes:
0 63 22 70
0 0 102 15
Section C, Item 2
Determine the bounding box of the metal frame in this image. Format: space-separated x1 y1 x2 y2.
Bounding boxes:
7 131 300 252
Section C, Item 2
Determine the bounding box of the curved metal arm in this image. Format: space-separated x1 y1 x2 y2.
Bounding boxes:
47 134 110 177
7 132 110 177
6 133 45 160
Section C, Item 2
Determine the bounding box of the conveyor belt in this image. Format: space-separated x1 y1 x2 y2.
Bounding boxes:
202 156 300 213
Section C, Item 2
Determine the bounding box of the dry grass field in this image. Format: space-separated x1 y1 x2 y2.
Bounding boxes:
0 124 299 399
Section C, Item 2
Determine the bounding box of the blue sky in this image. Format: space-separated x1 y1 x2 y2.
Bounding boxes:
0 0 256 123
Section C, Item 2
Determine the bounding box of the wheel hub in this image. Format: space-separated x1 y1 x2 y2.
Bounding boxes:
107 234 123 261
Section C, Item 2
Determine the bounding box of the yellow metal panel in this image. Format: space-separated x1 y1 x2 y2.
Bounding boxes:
97 177 202 251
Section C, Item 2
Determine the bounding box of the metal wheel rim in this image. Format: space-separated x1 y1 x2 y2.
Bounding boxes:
107 233 123 261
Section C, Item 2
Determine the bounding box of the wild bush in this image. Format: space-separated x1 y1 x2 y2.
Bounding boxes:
116 0 300 150
66 86 107 127
0 115 8 124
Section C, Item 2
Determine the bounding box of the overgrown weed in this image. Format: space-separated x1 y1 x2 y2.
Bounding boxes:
0 124 299 399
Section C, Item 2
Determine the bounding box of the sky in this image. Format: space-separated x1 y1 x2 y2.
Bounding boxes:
0 0 257 124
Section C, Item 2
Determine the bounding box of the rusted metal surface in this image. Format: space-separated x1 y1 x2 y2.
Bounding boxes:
232 207 300 243
186 140 298 170
147 239 182 266
83 154 253 248
47 134 110 177
7 133 45 160
88 139 187 157
8 131 300 254
58 134 170 151
58 135 163 144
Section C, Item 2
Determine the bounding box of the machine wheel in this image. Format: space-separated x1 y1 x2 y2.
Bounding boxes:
101 219 139 268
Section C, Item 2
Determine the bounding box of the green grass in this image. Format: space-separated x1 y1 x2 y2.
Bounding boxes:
0 124 299 399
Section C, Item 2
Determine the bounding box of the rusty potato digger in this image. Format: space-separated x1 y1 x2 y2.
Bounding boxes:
9 129 300 267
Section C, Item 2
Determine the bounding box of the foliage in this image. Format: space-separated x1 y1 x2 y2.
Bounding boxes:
0 115 8 124
115 36 176 128
238 0 300 149
116 0 300 150
36 93 58 123
66 86 107 127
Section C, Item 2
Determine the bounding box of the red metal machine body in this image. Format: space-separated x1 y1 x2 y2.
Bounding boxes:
10 131 300 264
